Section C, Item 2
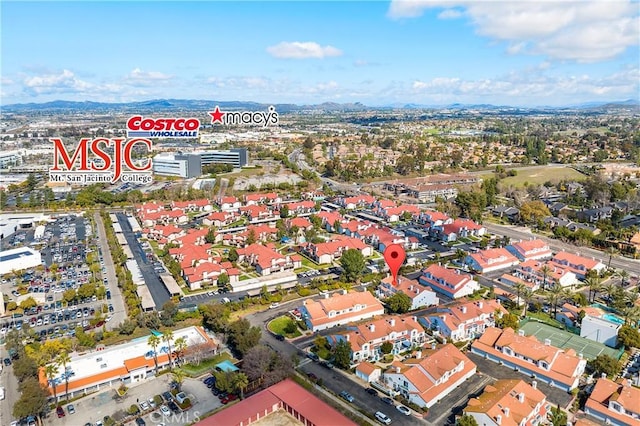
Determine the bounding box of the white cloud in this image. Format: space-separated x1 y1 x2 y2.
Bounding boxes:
266 41 343 59
1 77 15 85
127 68 173 81
387 0 640 62
23 69 93 95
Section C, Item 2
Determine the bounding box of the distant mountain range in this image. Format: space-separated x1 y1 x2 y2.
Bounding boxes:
3 98 638 113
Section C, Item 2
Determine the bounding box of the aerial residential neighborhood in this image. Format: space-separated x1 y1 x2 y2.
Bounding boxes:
2 2 640 426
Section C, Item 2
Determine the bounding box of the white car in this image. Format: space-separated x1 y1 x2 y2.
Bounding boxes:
160 405 171 416
375 411 392 425
396 405 411 416
0 386 5 400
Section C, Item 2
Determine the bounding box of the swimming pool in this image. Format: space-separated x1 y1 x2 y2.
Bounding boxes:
602 313 625 325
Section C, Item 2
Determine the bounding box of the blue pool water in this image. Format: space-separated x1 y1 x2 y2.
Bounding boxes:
603 313 625 325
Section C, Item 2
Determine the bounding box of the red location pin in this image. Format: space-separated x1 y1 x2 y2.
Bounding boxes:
383 244 406 286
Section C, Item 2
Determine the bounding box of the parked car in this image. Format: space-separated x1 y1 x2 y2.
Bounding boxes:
67 404 75 414
56 406 66 418
160 405 171 416
375 411 392 425
339 391 355 403
381 396 395 406
135 418 146 426
366 388 378 396
396 405 411 416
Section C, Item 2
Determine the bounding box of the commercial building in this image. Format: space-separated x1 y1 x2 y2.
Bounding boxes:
152 153 202 178
196 378 357 426
40 326 217 400
580 315 621 348
197 148 248 168
0 247 43 275
0 151 22 168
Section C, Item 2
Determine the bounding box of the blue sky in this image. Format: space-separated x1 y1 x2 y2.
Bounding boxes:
1 1 639 106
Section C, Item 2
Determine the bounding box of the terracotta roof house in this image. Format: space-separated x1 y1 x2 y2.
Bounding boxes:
419 264 480 299
376 276 439 310
328 315 427 363
300 290 384 332
506 239 553 262
470 327 586 391
237 243 301 276
551 251 606 280
382 343 477 408
513 259 578 289
584 377 640 426
463 379 549 426
464 248 520 274
421 299 508 342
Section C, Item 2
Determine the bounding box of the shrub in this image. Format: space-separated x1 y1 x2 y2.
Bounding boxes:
128 405 140 415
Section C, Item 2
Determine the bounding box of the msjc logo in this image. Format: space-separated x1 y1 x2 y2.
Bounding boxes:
49 137 152 184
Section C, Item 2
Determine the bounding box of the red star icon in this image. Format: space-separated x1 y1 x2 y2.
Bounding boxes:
208 106 225 124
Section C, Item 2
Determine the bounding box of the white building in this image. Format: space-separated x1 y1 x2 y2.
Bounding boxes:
0 247 43 275
0 151 22 168
580 315 621 348
376 276 439 310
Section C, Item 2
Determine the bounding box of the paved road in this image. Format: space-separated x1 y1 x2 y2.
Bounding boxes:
0 347 20 426
116 212 171 309
94 212 127 330
483 223 640 275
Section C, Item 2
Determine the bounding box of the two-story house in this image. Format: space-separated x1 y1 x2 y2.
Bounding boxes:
585 378 640 426
421 299 508 342
464 248 520 274
376 276 439 310
418 264 480 299
300 291 385 332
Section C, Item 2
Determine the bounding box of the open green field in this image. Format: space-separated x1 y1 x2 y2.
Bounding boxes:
501 166 586 187
268 315 302 338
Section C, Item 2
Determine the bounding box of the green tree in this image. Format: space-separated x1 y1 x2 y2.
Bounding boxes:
588 354 621 378
340 248 366 283
13 355 39 382
174 337 188 365
246 229 257 245
333 340 352 369
12 377 50 425
205 228 216 244
385 292 412 314
519 200 551 224
171 368 186 392
380 341 393 354
495 312 519 330
457 415 479 426
200 302 230 332
228 248 239 262
227 318 262 356
548 405 567 426
618 325 640 348
280 205 289 218
44 363 60 401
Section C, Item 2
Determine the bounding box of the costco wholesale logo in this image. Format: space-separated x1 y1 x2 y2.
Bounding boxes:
49 137 153 185
126 115 200 138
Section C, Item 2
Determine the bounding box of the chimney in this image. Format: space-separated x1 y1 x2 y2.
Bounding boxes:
532 381 537 389
344 334 349 341
496 414 502 425
461 306 467 314
369 324 376 332
412 316 418 323
389 319 396 327
518 393 525 403
478 301 483 309
544 338 551 346
395 366 401 373
431 342 437 350
625 379 632 387
518 330 525 336
409 285 413 291
341 289 347 295
579 353 583 359
601 372 607 379
415 351 422 359
323 292 330 299
503 407 510 417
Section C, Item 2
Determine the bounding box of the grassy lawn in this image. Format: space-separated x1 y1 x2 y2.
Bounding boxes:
180 352 234 377
268 315 302 338
316 347 331 360
525 311 564 328
501 166 586 187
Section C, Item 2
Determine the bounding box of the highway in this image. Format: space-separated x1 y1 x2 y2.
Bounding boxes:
483 222 640 275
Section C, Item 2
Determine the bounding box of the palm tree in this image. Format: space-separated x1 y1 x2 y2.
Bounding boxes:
171 368 186 392
615 269 630 288
148 334 160 374
57 351 71 402
163 330 174 371
621 306 640 327
546 284 565 318
601 282 619 303
605 247 619 270
521 288 534 317
513 282 527 310
585 277 602 303
45 363 60 402
232 372 249 399
539 265 552 291
174 337 187 366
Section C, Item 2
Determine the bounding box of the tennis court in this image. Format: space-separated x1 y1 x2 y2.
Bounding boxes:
520 321 623 361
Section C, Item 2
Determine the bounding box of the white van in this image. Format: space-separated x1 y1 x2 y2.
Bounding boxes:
375 411 391 425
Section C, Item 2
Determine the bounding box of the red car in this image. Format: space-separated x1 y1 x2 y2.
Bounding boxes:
221 394 238 404
56 406 65 418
